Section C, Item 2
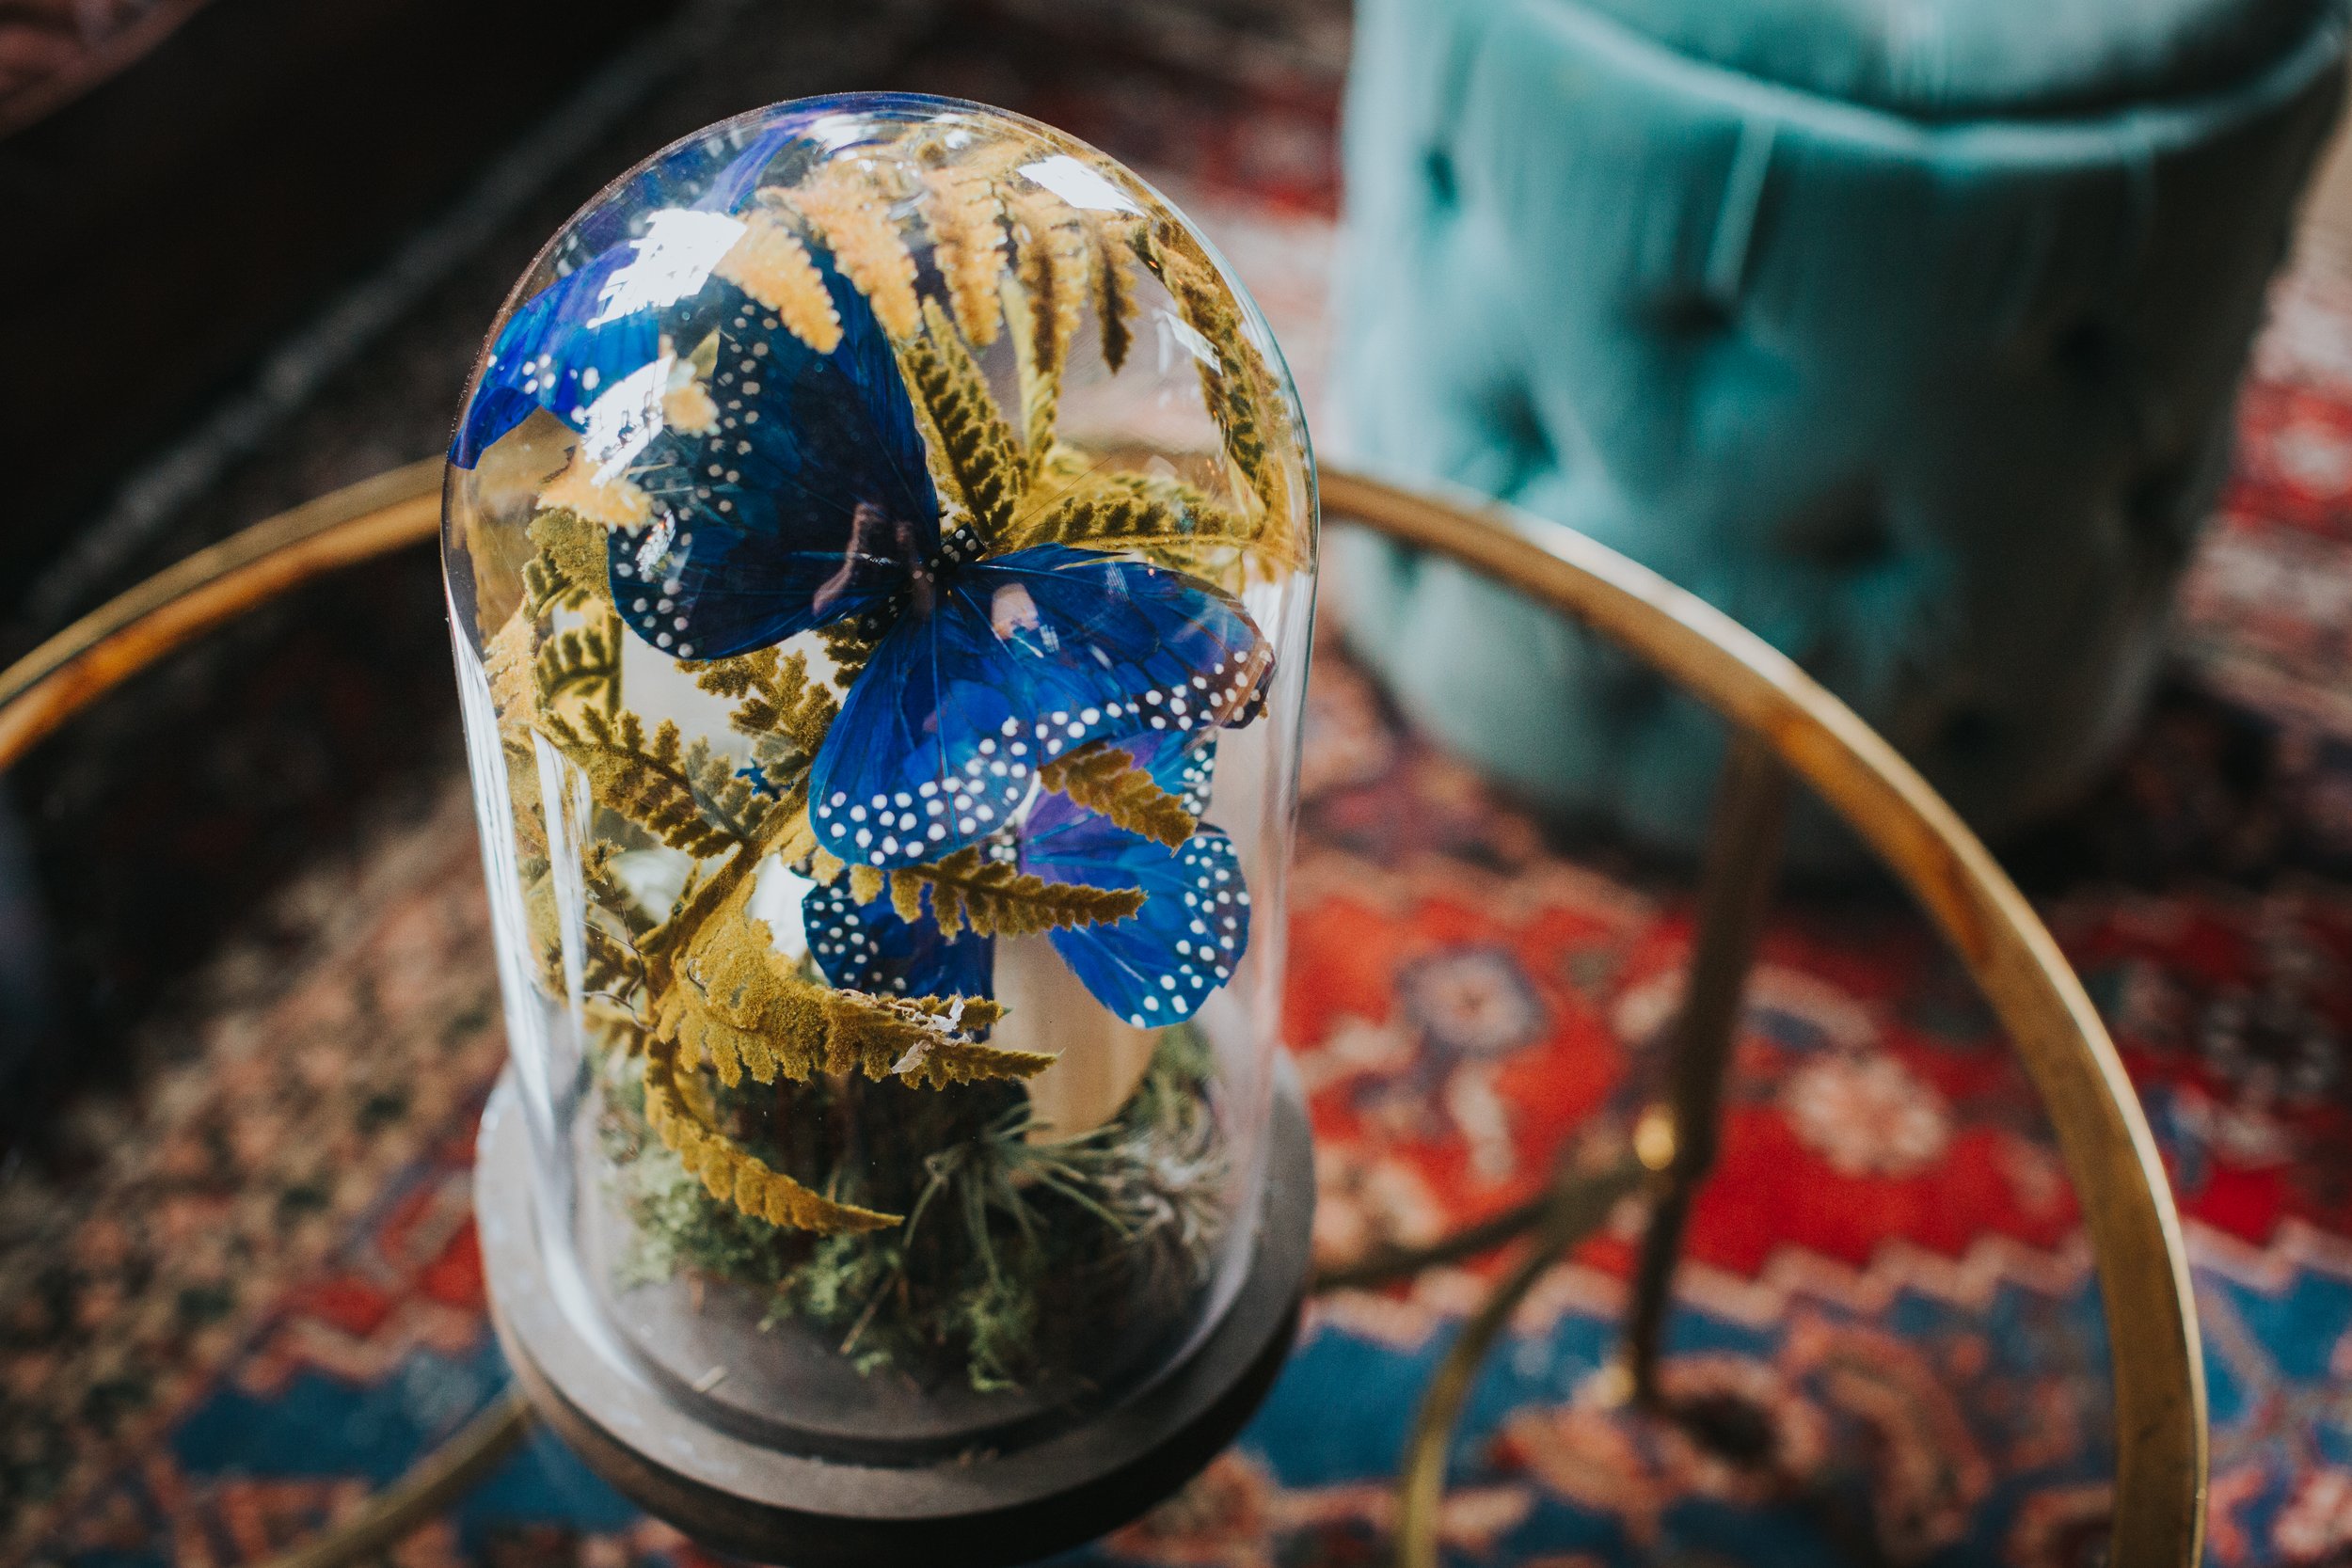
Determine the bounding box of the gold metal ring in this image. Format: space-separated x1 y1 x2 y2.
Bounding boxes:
0 459 441 770
0 462 2204 1567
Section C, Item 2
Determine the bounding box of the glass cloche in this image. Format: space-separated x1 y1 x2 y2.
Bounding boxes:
441 93 1316 1480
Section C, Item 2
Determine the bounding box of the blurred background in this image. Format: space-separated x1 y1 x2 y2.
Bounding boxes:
18 1 2352 1562
0 0 1346 1148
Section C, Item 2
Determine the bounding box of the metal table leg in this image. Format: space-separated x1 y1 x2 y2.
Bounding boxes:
1625 731 1789 1407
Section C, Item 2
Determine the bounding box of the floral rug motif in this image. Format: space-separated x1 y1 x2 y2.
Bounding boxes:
24 148 2352 1568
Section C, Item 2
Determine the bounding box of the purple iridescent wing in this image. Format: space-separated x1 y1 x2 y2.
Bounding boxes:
803 879 995 1002
607 251 939 658
807 545 1271 869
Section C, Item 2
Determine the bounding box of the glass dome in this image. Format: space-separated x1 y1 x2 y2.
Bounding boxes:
442 93 1316 1462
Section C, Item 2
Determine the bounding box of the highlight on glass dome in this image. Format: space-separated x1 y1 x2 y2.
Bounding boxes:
441 92 1316 1457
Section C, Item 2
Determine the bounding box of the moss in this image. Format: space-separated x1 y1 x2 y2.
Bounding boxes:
605 1025 1230 1393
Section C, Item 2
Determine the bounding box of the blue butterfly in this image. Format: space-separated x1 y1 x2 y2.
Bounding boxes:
804 733 1248 1027
459 199 1275 873
803 878 996 1005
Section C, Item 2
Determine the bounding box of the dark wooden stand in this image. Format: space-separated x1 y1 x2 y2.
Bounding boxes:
476 1061 1315 1568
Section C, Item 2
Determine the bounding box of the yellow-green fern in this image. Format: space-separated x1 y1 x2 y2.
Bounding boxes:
1040 740 1197 848
903 847 1144 939
1007 185 1093 478
900 297 1026 546
643 1036 899 1233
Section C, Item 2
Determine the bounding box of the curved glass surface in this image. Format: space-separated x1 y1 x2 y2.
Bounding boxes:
441 92 1316 1459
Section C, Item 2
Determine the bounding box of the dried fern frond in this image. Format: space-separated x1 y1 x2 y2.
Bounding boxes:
1006 185 1092 475
714 205 842 353
1040 740 1196 847
483 604 555 865
532 611 625 717
818 619 882 689
688 646 838 761
583 841 661 938
1006 469 1302 585
525 508 612 614
900 297 1025 547
1133 222 1295 538
656 881 1006 1086
538 451 652 531
540 708 748 858
887 869 926 925
921 160 1008 346
484 606 541 725
685 735 776 842
523 864 568 994
768 807 818 871
642 1036 899 1233
582 914 648 1000
787 164 920 340
1091 214 1138 373
893 1033 1059 1091
905 847 1143 939
662 377 720 438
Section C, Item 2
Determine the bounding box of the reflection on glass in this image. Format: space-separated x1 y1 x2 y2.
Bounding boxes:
442 92 1316 1456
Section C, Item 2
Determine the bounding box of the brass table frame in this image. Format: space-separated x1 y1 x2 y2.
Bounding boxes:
0 463 2204 1567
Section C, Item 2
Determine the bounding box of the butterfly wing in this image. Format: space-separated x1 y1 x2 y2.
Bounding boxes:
803 879 995 1002
452 241 673 468
609 250 939 658
1021 810 1249 1029
809 546 1271 868
456 109 835 470
1022 730 1218 847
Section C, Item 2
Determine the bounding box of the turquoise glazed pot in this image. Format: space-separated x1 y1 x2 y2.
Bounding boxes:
1334 0 2348 861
